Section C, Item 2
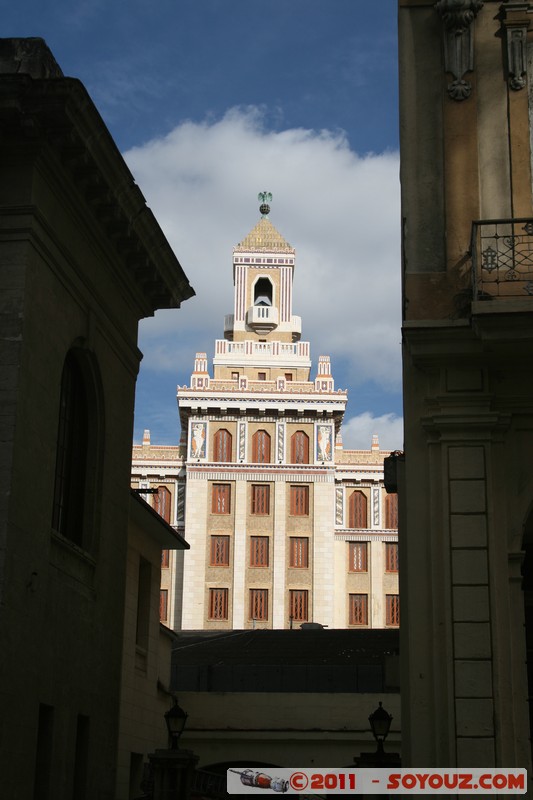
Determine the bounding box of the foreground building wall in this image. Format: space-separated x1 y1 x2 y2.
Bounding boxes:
0 38 193 799
399 0 533 777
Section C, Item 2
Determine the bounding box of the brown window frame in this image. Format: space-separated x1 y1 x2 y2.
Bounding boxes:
348 490 368 528
348 542 368 572
291 430 309 464
208 588 229 620
212 483 231 514
154 485 171 524
349 593 368 625
251 484 270 515
386 594 400 626
249 588 268 621
214 428 232 463
385 542 399 572
210 535 230 566
290 485 309 516
289 537 309 568
161 549 170 569
385 493 399 529
250 536 269 567
289 589 309 622
252 430 271 463
159 589 169 622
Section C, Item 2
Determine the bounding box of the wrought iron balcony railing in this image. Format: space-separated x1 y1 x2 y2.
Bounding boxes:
471 218 533 298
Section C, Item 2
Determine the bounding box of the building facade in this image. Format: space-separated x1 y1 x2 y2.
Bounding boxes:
398 0 533 781
0 38 193 800
132 201 399 631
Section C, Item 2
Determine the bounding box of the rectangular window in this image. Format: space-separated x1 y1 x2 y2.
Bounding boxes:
289 537 309 568
258 372 266 381
161 549 170 569
231 371 239 380
290 485 309 516
250 536 269 567
349 593 368 625
348 542 368 572
289 589 309 622
210 535 230 566
252 484 270 515
209 588 229 620
250 588 268 620
385 543 399 572
285 373 293 381
386 594 400 626
159 589 168 622
212 483 231 514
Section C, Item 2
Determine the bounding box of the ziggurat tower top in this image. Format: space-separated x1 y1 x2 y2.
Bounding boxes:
178 194 347 432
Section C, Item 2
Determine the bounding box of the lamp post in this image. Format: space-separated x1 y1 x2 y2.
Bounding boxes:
164 698 188 749
146 700 198 800
354 700 400 769
368 702 392 763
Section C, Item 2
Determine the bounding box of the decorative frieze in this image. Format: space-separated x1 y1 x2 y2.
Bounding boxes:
502 4 530 91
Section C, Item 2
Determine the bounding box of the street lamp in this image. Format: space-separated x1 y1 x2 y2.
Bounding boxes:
368 702 393 760
164 698 188 749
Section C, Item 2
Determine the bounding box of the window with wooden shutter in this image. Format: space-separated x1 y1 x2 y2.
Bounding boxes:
250 536 269 567
290 485 309 516
161 549 170 569
385 543 399 572
159 589 168 622
291 431 309 464
251 485 270 515
386 594 400 626
289 537 309 568
210 536 230 566
348 542 368 572
349 593 368 625
154 486 171 523
250 589 268 620
212 483 231 514
348 490 367 528
208 588 229 620
385 493 399 529
214 428 232 462
289 589 309 622
252 430 271 463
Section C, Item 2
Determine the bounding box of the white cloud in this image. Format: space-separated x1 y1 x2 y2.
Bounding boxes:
125 107 401 398
341 412 404 451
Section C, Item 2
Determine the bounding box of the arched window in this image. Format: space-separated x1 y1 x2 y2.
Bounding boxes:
348 491 367 529
291 431 309 464
254 277 273 306
252 430 271 463
214 428 232 462
52 349 101 549
154 486 171 524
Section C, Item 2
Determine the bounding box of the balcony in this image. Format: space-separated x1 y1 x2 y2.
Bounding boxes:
246 304 279 332
471 219 533 299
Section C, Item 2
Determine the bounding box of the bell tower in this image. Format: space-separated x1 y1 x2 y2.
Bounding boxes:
224 192 302 344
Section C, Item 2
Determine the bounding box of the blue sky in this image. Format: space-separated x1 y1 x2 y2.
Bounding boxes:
6 2 402 449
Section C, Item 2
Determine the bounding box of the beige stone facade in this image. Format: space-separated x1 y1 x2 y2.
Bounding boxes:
132 208 399 631
398 0 533 782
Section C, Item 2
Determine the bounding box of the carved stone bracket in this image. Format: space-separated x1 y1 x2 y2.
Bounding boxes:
502 4 531 91
435 0 484 100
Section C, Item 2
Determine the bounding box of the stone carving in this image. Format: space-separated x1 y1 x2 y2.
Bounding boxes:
505 20 529 91
239 422 246 461
372 487 380 527
277 422 285 463
435 0 484 100
335 487 344 526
